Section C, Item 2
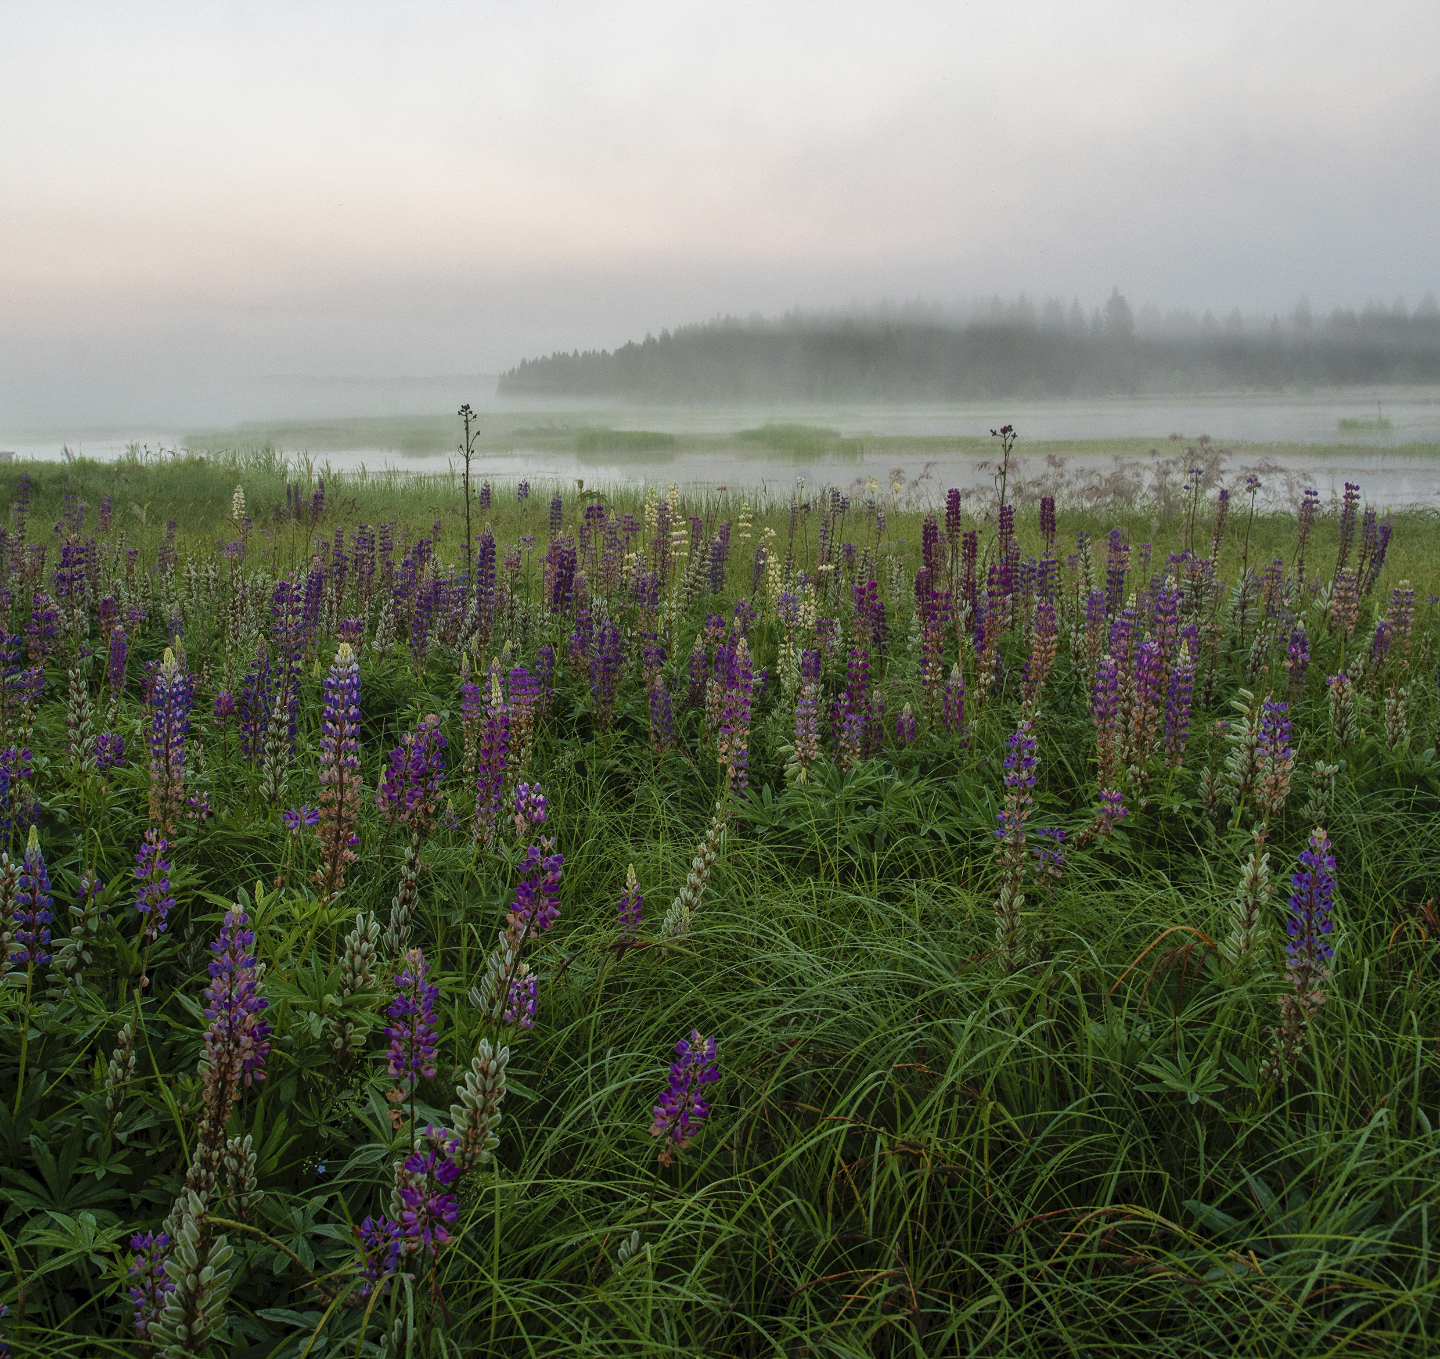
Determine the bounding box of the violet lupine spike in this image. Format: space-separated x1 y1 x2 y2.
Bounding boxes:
1255 696 1296 821
507 838 564 938
459 664 483 785
1039 495 1056 549
1286 828 1337 986
649 675 674 756
512 782 548 840
133 829 175 944
127 1230 175 1341
13 825 53 967
201 907 272 1093
386 948 440 1091
591 621 625 732
315 642 362 904
717 636 754 792
147 648 193 836
650 1031 720 1165
619 864 643 938
1091 653 1121 791
894 702 917 747
375 714 447 830
106 628 129 698
783 676 820 786
941 662 965 739
474 693 510 848
1336 482 1360 573
0 747 36 845
1263 828 1339 1085
1164 640 1196 768
992 718 1041 969
503 972 538 1030
396 1125 463 1262
1285 623 1310 699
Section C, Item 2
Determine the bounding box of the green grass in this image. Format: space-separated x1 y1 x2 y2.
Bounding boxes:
574 428 678 456
0 454 1437 1356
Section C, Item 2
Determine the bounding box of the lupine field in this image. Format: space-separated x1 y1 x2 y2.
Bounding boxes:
0 442 1438 1357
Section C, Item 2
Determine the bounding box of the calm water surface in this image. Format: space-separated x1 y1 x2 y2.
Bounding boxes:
6 392 1440 506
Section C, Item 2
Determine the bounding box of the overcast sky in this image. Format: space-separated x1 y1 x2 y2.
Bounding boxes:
3 0 1438 428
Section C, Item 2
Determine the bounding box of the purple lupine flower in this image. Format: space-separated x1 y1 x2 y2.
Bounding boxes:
1039 495 1057 549
1031 826 1066 878
592 621 625 732
512 782 548 839
316 642 363 901
942 662 965 737
895 702 917 747
283 805 320 836
648 676 674 756
201 907 272 1087
1104 528 1129 616
549 493 563 535
517 480 530 501
945 487 963 543
0 747 36 843
1098 786 1128 829
1164 641 1196 767
133 829 174 944
127 1231 175 1341
213 690 235 722
650 1030 720 1162
994 720 1038 846
147 648 193 835
13 826 53 966
25 592 59 664
504 972 538 1029
1336 482 1360 572
1092 654 1121 790
1286 828 1337 985
718 636 754 790
1285 624 1310 697
337 616 364 645
106 628 129 696
397 1124 462 1258
375 714 447 830
96 732 125 770
357 1216 404 1300
1363 520 1392 595
386 948 440 1090
619 865 643 938
479 482 492 510
535 644 555 698
474 695 510 847
833 648 870 768
1370 619 1392 665
508 839 564 937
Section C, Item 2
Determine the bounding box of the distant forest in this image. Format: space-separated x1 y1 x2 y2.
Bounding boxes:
497 291 1440 401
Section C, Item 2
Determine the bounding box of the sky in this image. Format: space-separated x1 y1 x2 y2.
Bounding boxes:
2 0 1438 429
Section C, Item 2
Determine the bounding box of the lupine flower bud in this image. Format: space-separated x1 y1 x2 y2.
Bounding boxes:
619 863 643 938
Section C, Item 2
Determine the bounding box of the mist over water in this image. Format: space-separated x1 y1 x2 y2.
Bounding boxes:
7 389 1439 508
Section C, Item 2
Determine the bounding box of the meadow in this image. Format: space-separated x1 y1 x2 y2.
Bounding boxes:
0 442 1437 1357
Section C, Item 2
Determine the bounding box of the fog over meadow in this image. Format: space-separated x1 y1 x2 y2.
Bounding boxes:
2 1 1438 432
